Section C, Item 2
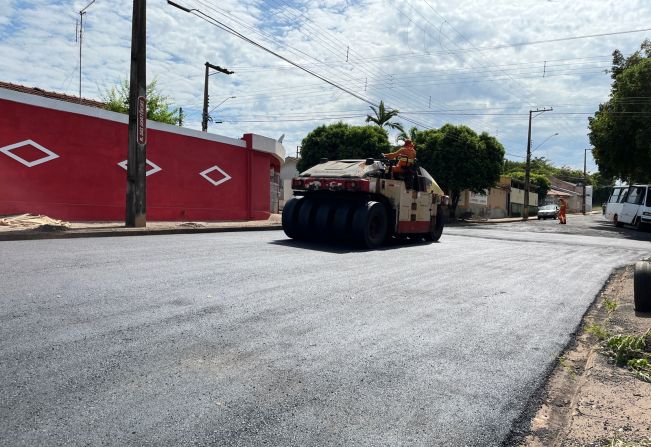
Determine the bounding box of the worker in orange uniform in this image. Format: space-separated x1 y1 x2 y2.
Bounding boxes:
383 139 417 177
558 197 567 224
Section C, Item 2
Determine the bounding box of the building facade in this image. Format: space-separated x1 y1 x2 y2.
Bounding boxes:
0 85 285 221
456 176 538 219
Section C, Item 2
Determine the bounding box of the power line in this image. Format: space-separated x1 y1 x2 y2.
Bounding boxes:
195 0 438 129
474 27 651 51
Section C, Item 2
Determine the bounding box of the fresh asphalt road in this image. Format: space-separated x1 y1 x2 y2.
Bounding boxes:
1 216 649 446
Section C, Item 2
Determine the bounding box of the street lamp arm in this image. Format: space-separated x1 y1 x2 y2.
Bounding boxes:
208 96 236 115
80 0 95 14
532 132 559 152
167 1 195 13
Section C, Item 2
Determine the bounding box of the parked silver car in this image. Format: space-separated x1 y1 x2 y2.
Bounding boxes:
537 204 559 220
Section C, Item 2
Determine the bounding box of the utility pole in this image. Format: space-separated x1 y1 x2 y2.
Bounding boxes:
178 107 184 126
583 148 590 215
126 0 146 228
77 0 95 102
202 62 234 132
523 107 553 220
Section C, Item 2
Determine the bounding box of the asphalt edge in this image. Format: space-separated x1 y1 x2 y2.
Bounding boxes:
501 265 627 446
0 217 523 242
0 224 283 242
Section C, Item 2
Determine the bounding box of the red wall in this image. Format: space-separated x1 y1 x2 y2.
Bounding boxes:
0 93 280 221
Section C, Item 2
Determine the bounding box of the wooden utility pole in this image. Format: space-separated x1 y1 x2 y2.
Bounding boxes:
523 107 553 220
202 62 234 132
126 0 147 227
77 0 95 102
583 148 590 215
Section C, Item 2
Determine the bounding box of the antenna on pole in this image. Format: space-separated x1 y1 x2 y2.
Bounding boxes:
78 0 96 102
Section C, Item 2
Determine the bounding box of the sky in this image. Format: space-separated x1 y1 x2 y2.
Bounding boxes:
1 0 650 173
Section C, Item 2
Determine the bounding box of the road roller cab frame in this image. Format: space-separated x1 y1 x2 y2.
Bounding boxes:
282 157 449 248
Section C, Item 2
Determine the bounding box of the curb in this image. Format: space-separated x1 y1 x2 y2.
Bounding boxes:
0 224 283 242
447 218 524 226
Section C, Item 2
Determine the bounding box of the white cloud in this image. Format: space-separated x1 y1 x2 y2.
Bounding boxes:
1 0 649 171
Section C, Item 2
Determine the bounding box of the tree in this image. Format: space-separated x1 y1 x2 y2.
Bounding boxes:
397 126 419 143
102 78 181 125
589 40 651 183
508 171 551 200
554 166 593 185
365 100 404 133
418 124 505 217
297 122 391 172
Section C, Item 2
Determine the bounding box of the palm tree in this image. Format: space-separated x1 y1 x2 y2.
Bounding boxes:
365 100 404 133
397 126 419 143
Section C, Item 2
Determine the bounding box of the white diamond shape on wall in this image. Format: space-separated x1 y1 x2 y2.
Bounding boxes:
199 165 231 187
0 140 60 167
117 159 162 177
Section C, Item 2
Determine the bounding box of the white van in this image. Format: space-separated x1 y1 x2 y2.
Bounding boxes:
608 184 650 229
604 186 629 224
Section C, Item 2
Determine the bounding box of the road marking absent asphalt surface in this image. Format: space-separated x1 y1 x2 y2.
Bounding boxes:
0 227 649 446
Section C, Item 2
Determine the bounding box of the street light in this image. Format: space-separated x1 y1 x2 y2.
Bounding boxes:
208 96 236 114
524 107 553 221
77 0 95 101
201 62 234 132
207 96 235 125
583 148 593 215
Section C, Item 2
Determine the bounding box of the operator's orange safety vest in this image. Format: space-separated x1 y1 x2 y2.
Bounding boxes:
384 140 416 174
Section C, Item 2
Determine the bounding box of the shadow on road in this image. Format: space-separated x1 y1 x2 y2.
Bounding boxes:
270 236 438 253
587 219 651 242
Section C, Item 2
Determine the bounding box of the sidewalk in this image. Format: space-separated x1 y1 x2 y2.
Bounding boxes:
0 214 283 241
451 216 524 225
2 212 596 242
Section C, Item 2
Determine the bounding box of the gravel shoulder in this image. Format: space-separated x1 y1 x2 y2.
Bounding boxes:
518 265 651 447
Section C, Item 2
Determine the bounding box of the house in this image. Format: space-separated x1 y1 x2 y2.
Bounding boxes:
456 176 538 219
548 177 592 213
279 156 299 210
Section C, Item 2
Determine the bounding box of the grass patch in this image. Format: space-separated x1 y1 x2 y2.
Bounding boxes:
558 355 577 379
601 436 651 447
603 296 618 313
603 329 651 383
586 323 611 341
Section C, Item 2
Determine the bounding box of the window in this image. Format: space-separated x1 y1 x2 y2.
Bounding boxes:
608 187 622 203
626 186 645 205
640 187 647 205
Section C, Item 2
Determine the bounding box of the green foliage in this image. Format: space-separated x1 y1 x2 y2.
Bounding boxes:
589 40 651 183
585 323 611 341
365 100 404 133
418 124 505 217
102 78 181 125
503 156 557 178
602 436 651 447
558 355 577 379
503 155 615 201
603 296 618 313
605 330 649 367
397 126 419 143
297 122 391 172
602 329 651 382
508 171 552 199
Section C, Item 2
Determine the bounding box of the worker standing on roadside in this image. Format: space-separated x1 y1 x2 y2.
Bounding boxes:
383 139 416 176
558 198 567 224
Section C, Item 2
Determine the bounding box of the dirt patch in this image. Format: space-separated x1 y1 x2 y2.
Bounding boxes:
0 213 70 232
518 265 651 447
